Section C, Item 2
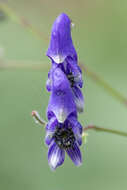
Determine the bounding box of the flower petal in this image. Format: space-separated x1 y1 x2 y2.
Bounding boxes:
45 117 58 145
48 142 65 170
65 57 83 88
46 13 77 64
72 86 84 113
47 67 76 122
46 62 57 92
66 143 82 166
46 77 52 92
68 115 83 146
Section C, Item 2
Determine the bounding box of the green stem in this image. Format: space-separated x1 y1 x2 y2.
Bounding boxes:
32 111 47 126
84 125 127 137
0 60 48 71
79 63 127 107
0 3 48 42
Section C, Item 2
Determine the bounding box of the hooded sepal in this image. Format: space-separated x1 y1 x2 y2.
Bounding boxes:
47 67 77 123
46 13 77 64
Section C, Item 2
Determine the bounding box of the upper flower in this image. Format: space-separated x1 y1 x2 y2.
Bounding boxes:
46 13 77 64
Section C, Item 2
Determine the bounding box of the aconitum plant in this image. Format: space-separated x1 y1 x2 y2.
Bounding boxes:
45 13 84 170
32 13 127 171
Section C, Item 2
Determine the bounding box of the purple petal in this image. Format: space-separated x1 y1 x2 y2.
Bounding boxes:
68 115 83 146
47 67 76 122
66 143 82 166
65 57 83 88
46 13 77 64
45 117 58 145
46 77 52 91
72 86 84 113
46 116 58 131
48 142 65 170
46 59 83 93
46 62 57 91
45 133 53 146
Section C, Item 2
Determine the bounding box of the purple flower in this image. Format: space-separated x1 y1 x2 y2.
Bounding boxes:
46 13 84 112
47 67 77 123
46 61 84 113
46 13 77 64
45 115 82 170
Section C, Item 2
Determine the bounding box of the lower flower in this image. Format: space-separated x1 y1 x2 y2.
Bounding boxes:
45 115 82 170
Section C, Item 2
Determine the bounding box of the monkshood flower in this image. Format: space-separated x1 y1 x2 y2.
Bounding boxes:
45 67 83 170
46 13 84 113
47 67 76 123
46 13 77 64
45 116 82 170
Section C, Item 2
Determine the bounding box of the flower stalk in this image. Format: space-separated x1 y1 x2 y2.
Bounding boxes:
44 13 85 169
32 111 47 126
84 125 127 137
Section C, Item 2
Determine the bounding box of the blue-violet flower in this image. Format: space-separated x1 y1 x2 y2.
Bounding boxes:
45 13 84 170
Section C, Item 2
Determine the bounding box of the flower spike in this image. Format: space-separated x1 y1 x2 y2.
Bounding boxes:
45 13 85 170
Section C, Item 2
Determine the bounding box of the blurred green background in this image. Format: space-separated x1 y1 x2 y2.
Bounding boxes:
0 0 127 190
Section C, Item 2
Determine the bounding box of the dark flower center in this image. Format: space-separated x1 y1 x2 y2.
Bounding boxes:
53 127 75 149
67 73 75 87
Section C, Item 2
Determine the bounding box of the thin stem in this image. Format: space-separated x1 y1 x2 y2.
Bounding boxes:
0 3 48 42
32 111 47 126
0 60 48 71
79 63 127 107
84 125 127 137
